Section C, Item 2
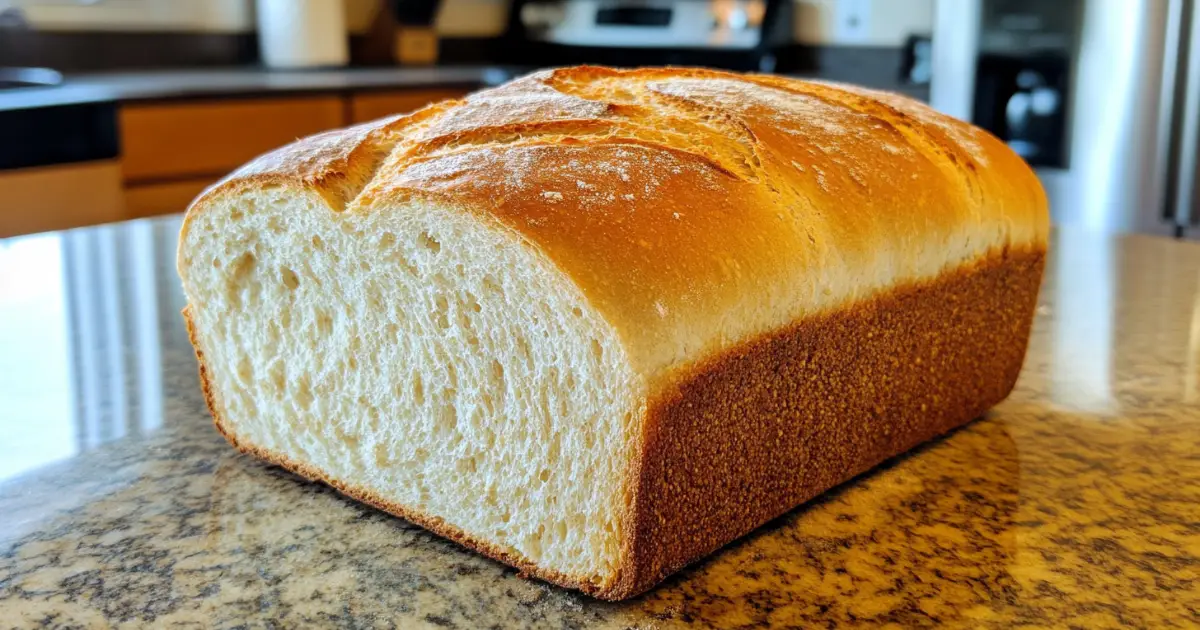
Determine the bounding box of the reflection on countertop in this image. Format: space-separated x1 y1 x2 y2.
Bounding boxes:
1 218 1198 628
0 217 189 482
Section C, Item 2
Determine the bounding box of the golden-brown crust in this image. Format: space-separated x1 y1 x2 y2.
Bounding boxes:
184 245 1044 600
607 247 1045 599
179 66 1051 600
182 65 1049 382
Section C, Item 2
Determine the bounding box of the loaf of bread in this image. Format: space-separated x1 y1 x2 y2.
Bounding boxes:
178 66 1048 600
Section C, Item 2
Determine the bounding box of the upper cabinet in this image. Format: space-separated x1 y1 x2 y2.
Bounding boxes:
350 89 467 123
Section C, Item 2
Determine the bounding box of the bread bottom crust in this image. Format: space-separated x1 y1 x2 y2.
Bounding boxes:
185 246 1044 601
614 247 1045 599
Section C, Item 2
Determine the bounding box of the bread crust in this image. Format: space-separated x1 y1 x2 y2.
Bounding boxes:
178 66 1050 600
182 65 1049 385
185 245 1044 600
613 246 1044 599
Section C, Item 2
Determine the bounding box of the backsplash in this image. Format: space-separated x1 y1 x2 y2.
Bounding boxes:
0 0 508 36
0 0 510 71
0 0 926 99
0 0 253 33
1 1 931 42
792 0 932 47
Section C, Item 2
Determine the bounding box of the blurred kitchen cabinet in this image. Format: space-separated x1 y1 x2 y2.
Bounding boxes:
119 96 343 182
123 177 216 220
0 86 485 237
350 88 468 123
0 161 123 238
103 87 476 226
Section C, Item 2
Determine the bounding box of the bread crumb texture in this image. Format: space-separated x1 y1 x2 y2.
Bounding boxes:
177 66 1049 599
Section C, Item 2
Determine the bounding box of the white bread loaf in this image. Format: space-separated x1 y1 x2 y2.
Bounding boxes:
177 66 1048 600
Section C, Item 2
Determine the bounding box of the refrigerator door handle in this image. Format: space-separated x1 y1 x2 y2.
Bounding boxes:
1169 0 1200 231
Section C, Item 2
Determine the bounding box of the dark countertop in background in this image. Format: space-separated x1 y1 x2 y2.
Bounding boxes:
0 61 927 114
0 63 926 173
0 219 1197 628
0 65 520 171
0 65 516 113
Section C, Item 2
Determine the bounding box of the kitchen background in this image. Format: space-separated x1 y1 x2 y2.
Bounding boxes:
0 0 1196 479
0 0 943 240
2 7 1200 627
2 0 1198 240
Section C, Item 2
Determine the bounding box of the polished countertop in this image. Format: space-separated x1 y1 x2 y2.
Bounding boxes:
1 219 1198 628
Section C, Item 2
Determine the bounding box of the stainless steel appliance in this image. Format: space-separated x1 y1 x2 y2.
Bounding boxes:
506 0 793 70
931 0 1200 237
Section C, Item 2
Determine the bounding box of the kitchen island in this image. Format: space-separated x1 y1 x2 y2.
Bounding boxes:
0 218 1196 628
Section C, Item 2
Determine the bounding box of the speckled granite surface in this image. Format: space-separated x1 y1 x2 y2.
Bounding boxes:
1 220 1198 628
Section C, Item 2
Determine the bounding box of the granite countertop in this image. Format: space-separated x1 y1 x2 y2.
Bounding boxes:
1 219 1197 628
0 66 517 112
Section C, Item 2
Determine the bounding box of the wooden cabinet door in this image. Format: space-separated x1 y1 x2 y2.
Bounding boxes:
123 177 218 220
119 96 343 183
0 161 123 238
350 88 469 123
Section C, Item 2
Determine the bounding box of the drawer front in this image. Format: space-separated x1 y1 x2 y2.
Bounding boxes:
120 96 344 183
124 177 217 220
350 89 469 123
0 161 123 238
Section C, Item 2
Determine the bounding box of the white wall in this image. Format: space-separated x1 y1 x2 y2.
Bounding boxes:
4 0 254 32
7 0 510 37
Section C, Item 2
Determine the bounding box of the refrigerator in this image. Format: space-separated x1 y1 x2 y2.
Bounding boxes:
930 0 1200 238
